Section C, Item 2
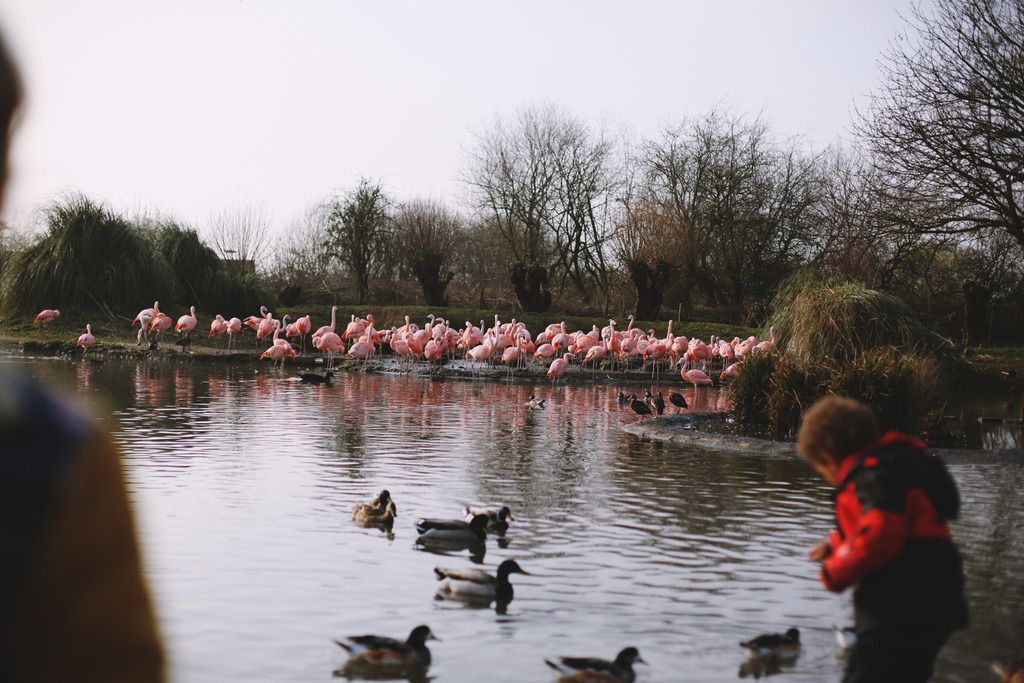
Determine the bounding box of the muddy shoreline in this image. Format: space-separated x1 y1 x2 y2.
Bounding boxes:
622 414 1024 462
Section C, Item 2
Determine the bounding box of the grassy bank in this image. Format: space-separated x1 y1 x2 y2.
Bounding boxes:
0 305 756 351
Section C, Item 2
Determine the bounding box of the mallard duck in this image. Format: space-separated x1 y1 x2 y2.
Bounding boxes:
545 646 645 683
415 514 489 543
463 504 514 533
434 559 529 601
740 627 800 659
334 624 437 674
525 394 546 410
353 500 397 527
352 490 395 519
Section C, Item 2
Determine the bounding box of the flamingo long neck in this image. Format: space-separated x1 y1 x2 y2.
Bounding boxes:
330 307 337 330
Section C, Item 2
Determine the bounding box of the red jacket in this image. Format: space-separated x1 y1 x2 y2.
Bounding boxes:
820 432 968 631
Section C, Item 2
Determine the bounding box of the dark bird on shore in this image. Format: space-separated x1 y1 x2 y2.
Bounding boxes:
669 392 688 412
629 395 653 423
616 391 629 404
300 370 334 384
654 391 666 416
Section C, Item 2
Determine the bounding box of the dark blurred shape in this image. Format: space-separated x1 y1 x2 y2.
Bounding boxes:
0 30 164 682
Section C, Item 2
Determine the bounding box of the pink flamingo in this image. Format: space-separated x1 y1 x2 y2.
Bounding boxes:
501 336 524 373
293 314 312 353
175 305 197 339
720 362 742 381
423 338 443 363
313 305 338 340
259 339 294 368
225 317 242 349
33 309 60 335
682 368 714 391
547 353 573 383
752 325 778 356
149 312 173 345
244 306 269 331
316 330 344 369
130 301 158 345
533 342 555 363
209 314 227 341
465 337 494 367
76 324 95 355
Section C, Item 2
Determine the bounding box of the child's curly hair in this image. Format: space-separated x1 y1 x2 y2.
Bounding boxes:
797 396 880 465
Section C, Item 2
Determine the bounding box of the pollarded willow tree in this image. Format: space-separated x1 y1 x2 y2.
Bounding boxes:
322 178 392 305
393 200 462 307
860 0 1024 259
464 104 619 311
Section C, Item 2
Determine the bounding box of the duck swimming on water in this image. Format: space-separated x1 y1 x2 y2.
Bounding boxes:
334 625 437 677
740 627 801 659
463 504 514 533
415 514 489 543
434 559 529 602
545 647 645 683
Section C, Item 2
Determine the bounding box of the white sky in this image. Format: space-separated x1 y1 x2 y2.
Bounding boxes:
0 1 922 236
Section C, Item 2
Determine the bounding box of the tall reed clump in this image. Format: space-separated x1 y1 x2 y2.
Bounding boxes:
153 222 266 314
769 269 955 365
0 195 169 316
731 270 954 438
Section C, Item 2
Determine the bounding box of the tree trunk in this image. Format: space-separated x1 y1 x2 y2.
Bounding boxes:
510 262 552 312
416 269 453 308
629 259 671 321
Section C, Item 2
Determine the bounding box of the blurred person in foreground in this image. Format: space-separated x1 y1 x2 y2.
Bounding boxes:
0 33 165 682
798 396 968 683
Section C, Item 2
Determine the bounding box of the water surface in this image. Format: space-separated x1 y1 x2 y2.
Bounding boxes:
8 355 1023 682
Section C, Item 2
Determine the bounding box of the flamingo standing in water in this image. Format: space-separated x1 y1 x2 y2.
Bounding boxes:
76 324 95 355
547 353 573 383
33 309 60 335
682 368 714 391
316 330 344 369
225 317 242 349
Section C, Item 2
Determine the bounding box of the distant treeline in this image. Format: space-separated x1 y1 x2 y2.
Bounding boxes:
3 0 1023 345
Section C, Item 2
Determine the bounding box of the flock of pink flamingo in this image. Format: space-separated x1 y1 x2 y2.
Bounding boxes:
34 303 778 387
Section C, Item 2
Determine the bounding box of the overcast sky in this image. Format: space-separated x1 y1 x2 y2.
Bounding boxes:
0 1 923 236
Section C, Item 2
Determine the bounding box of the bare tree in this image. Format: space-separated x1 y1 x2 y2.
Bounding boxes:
208 206 271 271
860 0 1024 258
465 104 620 310
614 198 678 320
394 200 461 307
454 219 516 308
642 111 819 310
323 178 392 305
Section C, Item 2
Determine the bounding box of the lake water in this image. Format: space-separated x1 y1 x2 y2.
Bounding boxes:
6 354 1023 682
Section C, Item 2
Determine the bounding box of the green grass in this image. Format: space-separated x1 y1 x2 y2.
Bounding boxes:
274 304 756 341
0 303 757 350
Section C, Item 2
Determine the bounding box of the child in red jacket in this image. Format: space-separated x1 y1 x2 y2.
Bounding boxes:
798 396 968 683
